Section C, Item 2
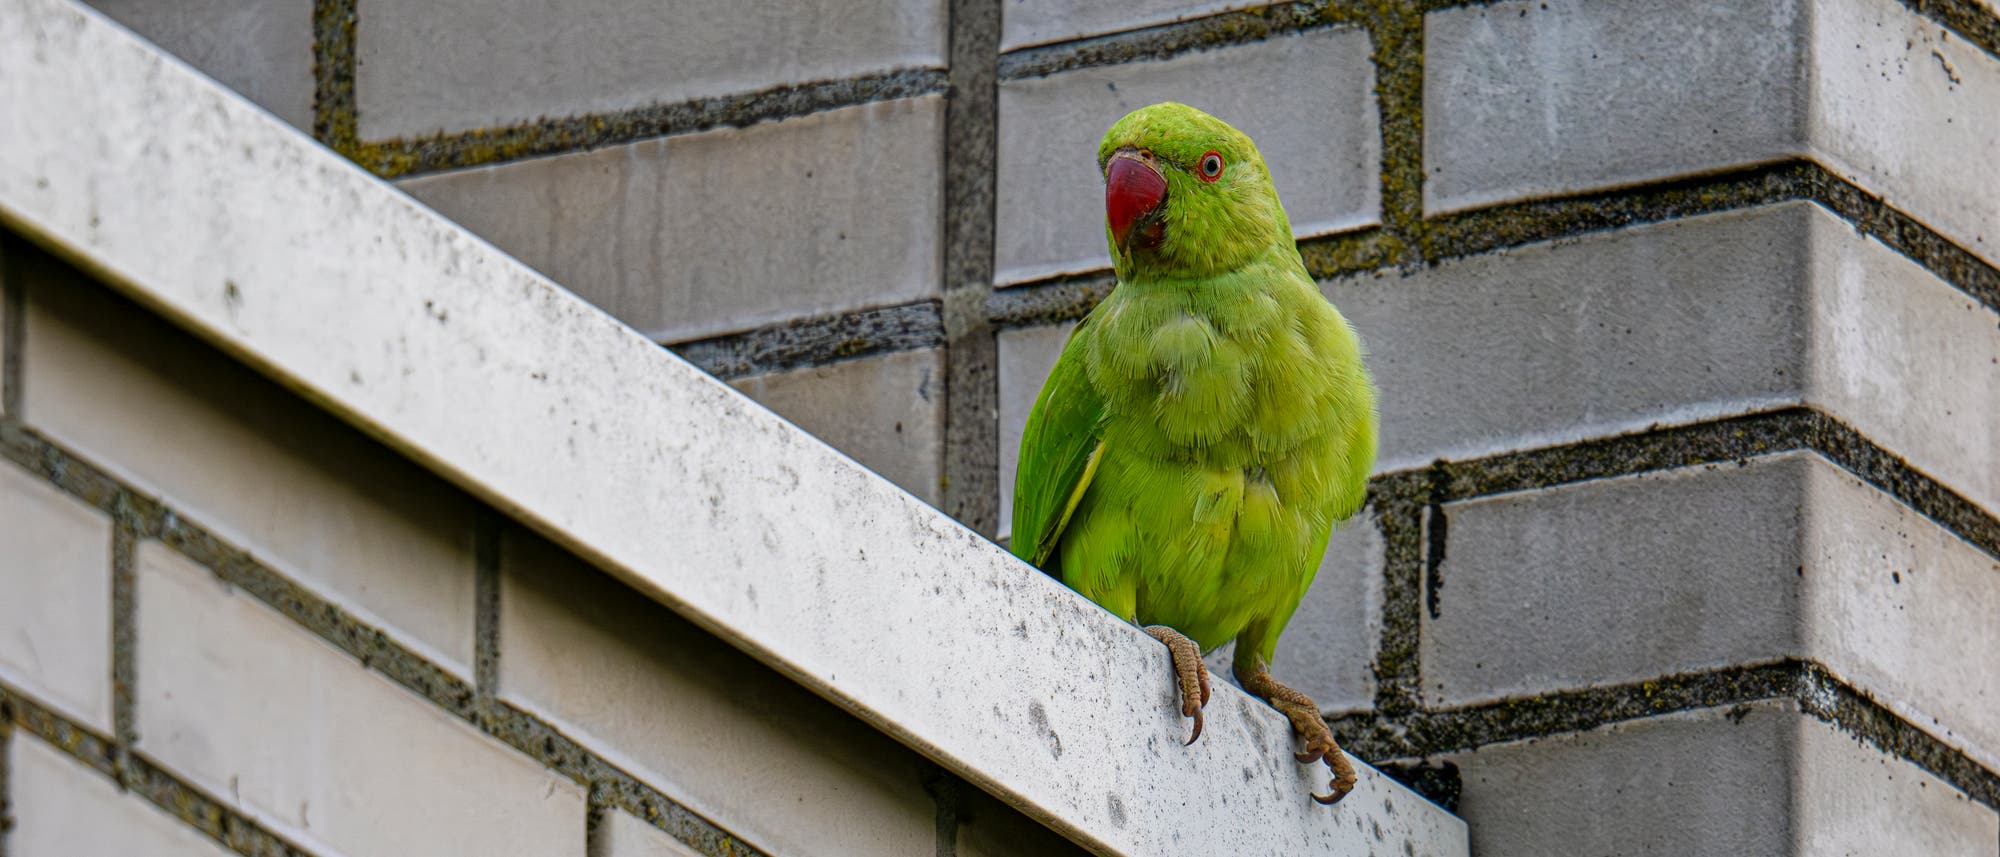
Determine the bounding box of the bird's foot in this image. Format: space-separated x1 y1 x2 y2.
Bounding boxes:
1142 625 1211 745
1235 659 1357 805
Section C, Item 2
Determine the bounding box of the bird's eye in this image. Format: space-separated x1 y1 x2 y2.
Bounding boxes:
1198 151 1224 182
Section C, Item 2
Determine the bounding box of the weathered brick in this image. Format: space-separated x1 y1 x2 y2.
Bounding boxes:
1448 701 1997 857
1000 0 1248 51
1424 452 2000 770
1806 206 2000 522
0 460 112 731
999 325 1382 714
134 543 586 857
731 348 943 505
10 733 236 857
1329 202 2000 516
1424 0 1807 213
996 27 1379 284
400 96 944 343
21 254 479 675
1811 0 2000 269
497 528 936 857
357 0 945 138
82 0 312 129
593 810 705 857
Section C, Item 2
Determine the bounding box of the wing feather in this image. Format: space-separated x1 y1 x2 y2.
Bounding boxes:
1009 320 1108 576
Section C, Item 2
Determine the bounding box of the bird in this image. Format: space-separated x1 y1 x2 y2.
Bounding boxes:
1009 101 1378 805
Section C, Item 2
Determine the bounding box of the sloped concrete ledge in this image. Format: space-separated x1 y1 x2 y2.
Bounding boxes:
0 1 1467 854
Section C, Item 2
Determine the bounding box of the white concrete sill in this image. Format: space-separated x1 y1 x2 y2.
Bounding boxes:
0 1 1467 854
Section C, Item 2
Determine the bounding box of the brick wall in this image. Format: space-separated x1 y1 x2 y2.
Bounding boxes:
56 0 2000 852
0 239 1084 856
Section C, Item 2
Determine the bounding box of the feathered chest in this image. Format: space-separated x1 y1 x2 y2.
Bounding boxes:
1079 279 1350 466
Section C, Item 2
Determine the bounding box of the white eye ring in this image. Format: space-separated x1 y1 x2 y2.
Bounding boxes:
1199 152 1223 179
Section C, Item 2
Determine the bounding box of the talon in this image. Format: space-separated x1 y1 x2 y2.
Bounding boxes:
1144 625 1211 746
1312 781 1348 805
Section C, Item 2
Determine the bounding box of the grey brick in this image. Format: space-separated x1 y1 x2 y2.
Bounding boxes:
401 96 944 343
135 543 586 857
1806 206 2000 520
731 348 943 506
996 27 1379 284
1425 452 2000 770
497 529 936 857
10 733 235 857
1000 1 1248 51
1329 200 2000 516
21 254 479 676
0 461 112 732
1422 456 1804 707
83 0 312 129
357 0 946 138
1449 701 1997 857
1812 0 2000 270
1424 0 1807 213
1000 325 1382 714
593 810 704 857
1328 204 1812 473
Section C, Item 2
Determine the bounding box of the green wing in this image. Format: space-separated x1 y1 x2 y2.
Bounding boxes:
1009 320 1108 577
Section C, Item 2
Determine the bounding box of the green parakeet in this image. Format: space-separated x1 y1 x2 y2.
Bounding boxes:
1010 102 1378 804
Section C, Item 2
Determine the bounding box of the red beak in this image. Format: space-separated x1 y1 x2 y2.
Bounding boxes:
1105 152 1166 250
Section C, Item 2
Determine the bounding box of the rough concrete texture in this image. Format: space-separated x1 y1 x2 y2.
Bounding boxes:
498 528 937 857
1426 452 2000 769
1326 204 1812 472
593 809 706 857
20 253 480 676
1811 0 2000 269
0 460 112 731
9 733 237 857
1448 701 1997 857
1424 0 1807 213
999 324 1384 714
0 7 1471 849
135 543 587 857
82 0 312 129
999 0 1249 50
1327 202 2000 515
995 26 1379 283
401 96 944 343
1807 207 2000 516
731 348 944 506
357 0 945 138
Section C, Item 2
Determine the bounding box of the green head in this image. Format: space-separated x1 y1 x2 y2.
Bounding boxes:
1097 102 1293 280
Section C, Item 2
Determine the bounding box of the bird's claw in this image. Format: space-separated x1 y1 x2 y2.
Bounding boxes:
1144 625 1210 746
1298 730 1356 806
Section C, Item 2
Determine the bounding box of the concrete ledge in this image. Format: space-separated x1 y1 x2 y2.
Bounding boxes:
0 1 1467 854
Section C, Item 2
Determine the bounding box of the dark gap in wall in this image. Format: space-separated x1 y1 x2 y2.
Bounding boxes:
669 301 945 381
922 764 965 857
1422 500 1448 622
0 233 19 422
309 0 359 155
473 510 503 704
939 0 1004 535
367 69 950 179
0 694 10 857
1367 3 1427 267
996 0 1371 80
1335 660 2000 812
1372 759 1461 813
1370 474 1428 717
108 517 138 783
